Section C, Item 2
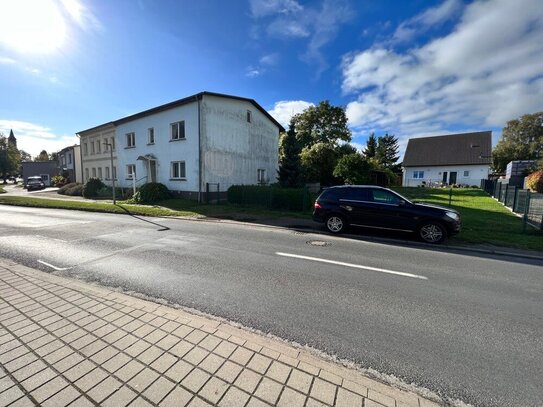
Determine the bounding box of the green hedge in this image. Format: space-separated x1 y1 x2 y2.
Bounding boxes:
227 185 316 212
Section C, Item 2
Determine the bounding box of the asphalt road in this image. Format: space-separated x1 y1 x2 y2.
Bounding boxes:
1 205 542 407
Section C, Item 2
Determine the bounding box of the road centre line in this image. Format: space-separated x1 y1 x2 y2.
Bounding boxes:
276 252 428 280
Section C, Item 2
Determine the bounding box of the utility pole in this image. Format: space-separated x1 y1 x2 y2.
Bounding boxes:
103 141 116 204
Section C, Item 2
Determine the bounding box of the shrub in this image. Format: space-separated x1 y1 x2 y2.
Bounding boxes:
525 170 543 192
83 178 105 198
133 182 171 204
52 175 68 187
58 183 84 196
227 185 315 212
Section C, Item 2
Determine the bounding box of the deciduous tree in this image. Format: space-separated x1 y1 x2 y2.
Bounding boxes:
292 101 351 148
492 111 543 172
35 150 50 161
333 153 373 185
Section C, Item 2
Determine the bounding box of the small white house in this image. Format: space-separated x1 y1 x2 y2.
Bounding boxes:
57 145 82 183
402 131 492 187
78 92 284 200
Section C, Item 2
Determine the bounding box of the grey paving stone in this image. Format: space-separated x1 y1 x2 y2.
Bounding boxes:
143 376 176 404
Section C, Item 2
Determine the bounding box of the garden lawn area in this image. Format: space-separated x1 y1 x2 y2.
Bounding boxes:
393 187 543 251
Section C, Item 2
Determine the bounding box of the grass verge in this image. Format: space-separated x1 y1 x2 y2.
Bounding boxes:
393 187 543 251
0 185 5 194
0 195 311 220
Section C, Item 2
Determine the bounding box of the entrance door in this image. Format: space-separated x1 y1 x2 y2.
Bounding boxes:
449 171 457 185
149 160 157 183
442 172 448 184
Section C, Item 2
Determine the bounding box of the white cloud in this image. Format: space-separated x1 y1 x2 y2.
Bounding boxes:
0 57 16 64
251 0 353 76
59 0 103 32
245 67 261 78
392 0 463 43
0 120 77 157
249 0 303 18
268 100 315 128
342 0 543 157
259 53 280 66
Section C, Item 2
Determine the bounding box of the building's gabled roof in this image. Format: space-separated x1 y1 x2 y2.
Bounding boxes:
77 91 285 135
402 131 492 167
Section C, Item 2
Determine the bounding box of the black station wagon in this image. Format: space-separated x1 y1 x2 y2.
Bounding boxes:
313 185 461 244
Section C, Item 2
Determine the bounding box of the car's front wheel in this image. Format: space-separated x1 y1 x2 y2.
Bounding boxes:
325 214 346 234
418 221 446 244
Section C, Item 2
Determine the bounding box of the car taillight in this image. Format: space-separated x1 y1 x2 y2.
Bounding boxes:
314 201 322 209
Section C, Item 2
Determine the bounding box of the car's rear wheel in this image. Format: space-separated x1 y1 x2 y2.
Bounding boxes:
418 221 446 244
326 214 346 234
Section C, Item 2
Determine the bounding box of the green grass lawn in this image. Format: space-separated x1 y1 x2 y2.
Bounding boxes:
393 187 543 251
0 185 5 193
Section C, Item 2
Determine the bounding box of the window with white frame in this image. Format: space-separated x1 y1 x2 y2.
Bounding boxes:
96 140 101 154
463 170 470 177
105 166 110 179
247 110 252 123
170 121 185 140
257 168 266 183
92 168 96 177
83 143 88 155
85 168 89 180
91 142 95 154
111 137 116 150
413 171 424 179
126 164 136 179
148 128 155 144
171 161 186 179
113 166 117 179
68 153 72 164
126 133 135 148
97 167 102 179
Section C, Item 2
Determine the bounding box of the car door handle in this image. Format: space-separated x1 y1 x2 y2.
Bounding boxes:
340 205 353 212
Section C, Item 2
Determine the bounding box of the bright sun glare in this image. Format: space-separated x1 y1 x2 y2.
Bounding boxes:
0 0 66 53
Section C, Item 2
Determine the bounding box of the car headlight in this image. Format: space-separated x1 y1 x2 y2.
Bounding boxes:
445 211 459 221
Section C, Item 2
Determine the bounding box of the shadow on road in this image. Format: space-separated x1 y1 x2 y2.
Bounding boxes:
115 204 170 231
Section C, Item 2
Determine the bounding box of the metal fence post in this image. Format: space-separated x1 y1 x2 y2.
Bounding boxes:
448 188 453 207
522 191 531 232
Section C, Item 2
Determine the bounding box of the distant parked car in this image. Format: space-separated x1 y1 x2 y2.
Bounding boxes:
25 176 46 191
313 185 461 244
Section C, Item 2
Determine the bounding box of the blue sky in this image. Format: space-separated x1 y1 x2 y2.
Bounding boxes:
0 0 542 158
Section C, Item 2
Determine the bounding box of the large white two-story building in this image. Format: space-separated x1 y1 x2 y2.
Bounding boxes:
77 92 284 201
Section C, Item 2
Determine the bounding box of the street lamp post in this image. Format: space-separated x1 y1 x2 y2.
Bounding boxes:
103 142 116 204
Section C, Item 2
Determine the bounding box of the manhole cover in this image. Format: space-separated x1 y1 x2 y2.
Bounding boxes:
307 240 330 247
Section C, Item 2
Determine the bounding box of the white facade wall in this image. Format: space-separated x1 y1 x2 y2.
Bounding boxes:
115 103 200 193
200 95 279 190
80 125 117 186
403 165 490 187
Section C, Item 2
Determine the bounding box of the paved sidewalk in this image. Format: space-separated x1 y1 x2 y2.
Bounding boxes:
0 260 442 407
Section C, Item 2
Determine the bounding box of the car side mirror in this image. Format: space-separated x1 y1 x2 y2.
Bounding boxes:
398 200 406 207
